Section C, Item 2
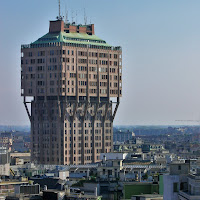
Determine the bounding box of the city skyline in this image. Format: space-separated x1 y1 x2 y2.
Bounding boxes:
1 0 200 126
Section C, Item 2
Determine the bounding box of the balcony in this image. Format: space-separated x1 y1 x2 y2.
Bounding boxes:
179 191 200 200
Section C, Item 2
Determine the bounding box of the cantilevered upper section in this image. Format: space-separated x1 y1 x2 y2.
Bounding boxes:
21 19 122 99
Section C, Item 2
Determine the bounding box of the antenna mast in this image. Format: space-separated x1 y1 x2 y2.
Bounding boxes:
59 0 61 17
84 8 87 25
76 11 78 24
72 10 74 23
65 5 68 24
57 0 62 20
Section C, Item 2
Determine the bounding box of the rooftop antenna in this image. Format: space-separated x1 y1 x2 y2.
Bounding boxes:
59 0 61 17
76 10 78 24
84 8 87 25
57 0 62 20
65 5 68 24
72 10 74 23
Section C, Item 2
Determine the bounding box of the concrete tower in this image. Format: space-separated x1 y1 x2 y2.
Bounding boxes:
21 19 122 165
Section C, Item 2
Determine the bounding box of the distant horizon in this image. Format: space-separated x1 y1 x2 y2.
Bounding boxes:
0 124 199 134
0 124 200 127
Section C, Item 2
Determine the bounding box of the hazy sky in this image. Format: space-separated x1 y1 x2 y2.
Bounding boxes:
1 0 200 126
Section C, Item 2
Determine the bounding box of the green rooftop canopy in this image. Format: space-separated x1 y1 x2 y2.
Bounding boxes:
32 32 111 47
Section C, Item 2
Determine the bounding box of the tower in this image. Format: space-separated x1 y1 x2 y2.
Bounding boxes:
21 19 122 165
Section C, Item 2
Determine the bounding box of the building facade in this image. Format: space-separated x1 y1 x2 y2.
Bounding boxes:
0 132 13 151
21 19 122 165
113 130 134 143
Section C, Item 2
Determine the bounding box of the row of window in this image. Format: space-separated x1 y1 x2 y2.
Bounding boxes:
26 65 120 75
28 87 121 95
23 58 121 66
78 51 120 59
62 50 74 56
26 50 73 57
26 50 120 59
23 41 121 51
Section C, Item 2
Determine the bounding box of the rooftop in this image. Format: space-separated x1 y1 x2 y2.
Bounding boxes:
0 181 29 185
21 19 122 50
133 194 162 197
32 31 111 47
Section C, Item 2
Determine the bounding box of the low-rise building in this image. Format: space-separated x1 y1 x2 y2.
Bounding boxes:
0 163 10 176
0 132 13 151
65 194 102 200
123 182 160 199
113 130 134 143
163 162 190 200
97 159 123 181
0 147 10 165
178 169 200 200
0 180 29 196
10 152 31 165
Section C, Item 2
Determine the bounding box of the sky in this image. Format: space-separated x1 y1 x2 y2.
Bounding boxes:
1 0 200 126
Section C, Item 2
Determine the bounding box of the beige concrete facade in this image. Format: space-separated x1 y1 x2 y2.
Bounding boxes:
21 20 122 165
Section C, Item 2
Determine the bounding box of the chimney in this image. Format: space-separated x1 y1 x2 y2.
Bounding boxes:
49 20 64 33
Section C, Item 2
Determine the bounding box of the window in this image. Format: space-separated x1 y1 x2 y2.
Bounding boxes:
50 81 54 86
173 182 178 192
28 89 32 94
38 51 45 56
50 88 54 93
31 59 35 64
